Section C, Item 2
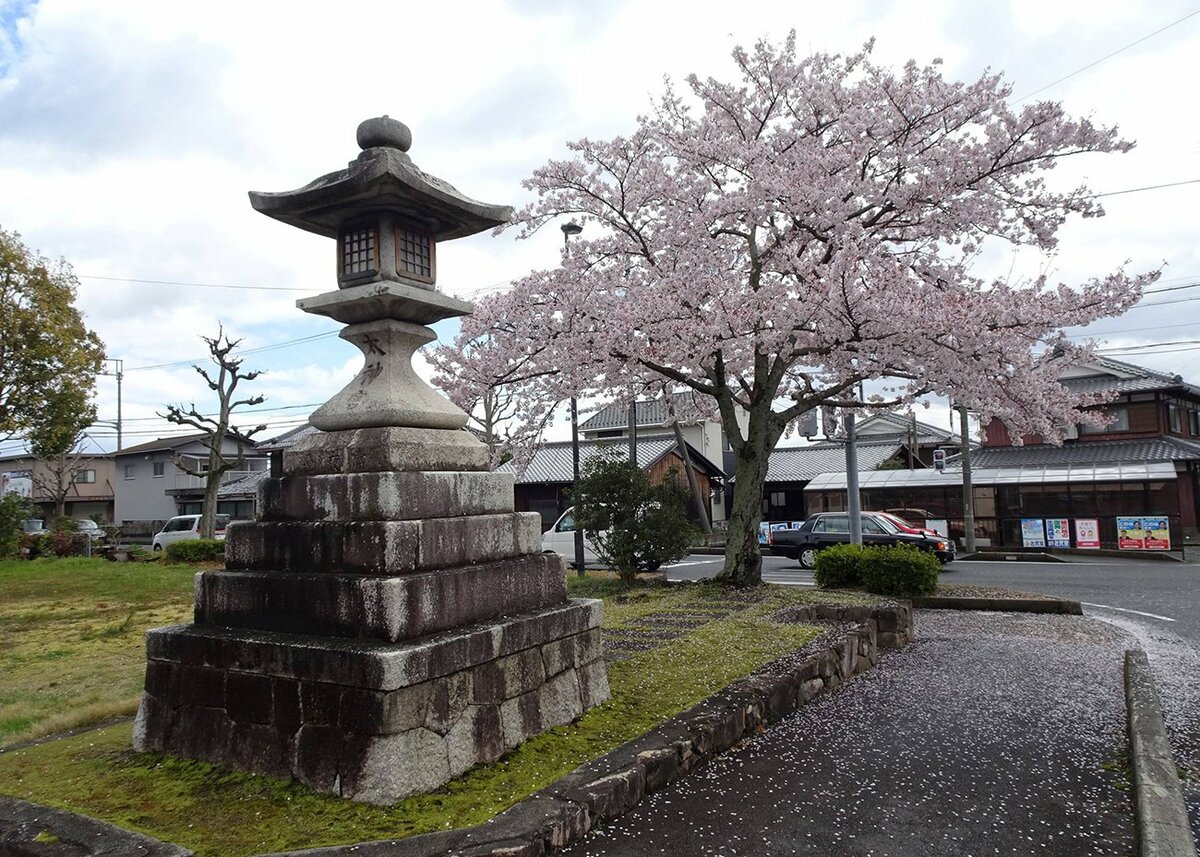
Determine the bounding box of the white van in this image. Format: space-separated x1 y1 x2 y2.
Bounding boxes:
541 507 602 569
152 514 231 551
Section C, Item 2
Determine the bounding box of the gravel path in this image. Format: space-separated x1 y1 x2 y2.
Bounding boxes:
565 610 1135 856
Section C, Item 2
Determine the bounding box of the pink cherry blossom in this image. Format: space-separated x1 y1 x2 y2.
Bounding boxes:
441 34 1156 585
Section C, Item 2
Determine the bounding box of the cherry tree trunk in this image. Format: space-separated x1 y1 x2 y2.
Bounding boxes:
717 413 775 587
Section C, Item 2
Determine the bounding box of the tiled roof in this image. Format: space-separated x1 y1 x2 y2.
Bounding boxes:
579 393 703 432
763 442 903 483
853 412 956 444
500 437 723 484
218 469 270 498
1059 356 1200 397
967 437 1200 468
113 432 213 456
258 424 320 451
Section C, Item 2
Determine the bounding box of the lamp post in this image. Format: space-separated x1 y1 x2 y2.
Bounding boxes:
958 404 977 553
562 222 586 576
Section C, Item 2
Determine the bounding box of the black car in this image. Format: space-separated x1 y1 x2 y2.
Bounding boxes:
771 512 955 569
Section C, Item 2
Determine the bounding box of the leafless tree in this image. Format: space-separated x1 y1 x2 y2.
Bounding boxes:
161 326 266 538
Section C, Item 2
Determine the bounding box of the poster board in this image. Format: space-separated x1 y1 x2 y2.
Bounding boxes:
926 518 950 538
1074 519 1101 549
1046 518 1071 549
1020 518 1046 548
1143 517 1171 551
1117 517 1145 550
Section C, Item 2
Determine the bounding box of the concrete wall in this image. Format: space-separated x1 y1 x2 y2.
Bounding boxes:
115 439 264 524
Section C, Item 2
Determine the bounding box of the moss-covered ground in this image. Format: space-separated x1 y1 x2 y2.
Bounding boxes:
0 557 198 746
0 564 871 856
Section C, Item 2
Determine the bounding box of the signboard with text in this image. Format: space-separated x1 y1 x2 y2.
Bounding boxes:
0 471 32 498
1020 518 1046 548
1117 517 1146 550
1143 517 1171 551
1046 518 1071 549
1074 519 1101 549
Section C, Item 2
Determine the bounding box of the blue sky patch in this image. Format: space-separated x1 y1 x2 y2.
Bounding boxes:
0 0 35 76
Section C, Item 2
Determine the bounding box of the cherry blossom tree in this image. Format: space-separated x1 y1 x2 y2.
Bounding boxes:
428 335 561 469
464 35 1156 586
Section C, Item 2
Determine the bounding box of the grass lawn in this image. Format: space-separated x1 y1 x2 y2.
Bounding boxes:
0 557 199 747
0 563 869 856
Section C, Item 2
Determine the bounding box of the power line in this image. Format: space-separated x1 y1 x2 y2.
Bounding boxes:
1015 7 1200 102
79 274 318 293
123 331 339 372
95 403 321 423
1094 178 1200 198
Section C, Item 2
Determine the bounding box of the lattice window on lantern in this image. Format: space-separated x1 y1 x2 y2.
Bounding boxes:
397 224 433 281
340 224 378 277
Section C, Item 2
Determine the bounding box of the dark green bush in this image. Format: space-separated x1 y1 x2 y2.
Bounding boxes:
861 543 940 596
165 538 225 563
813 543 867 589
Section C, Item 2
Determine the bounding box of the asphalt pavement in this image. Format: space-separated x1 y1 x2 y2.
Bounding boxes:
564 609 1136 856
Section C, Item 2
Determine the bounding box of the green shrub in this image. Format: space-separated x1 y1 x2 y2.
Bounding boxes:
165 539 225 563
861 543 940 596
0 493 31 557
813 543 867 589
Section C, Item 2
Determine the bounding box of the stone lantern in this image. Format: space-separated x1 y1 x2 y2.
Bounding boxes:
133 117 609 804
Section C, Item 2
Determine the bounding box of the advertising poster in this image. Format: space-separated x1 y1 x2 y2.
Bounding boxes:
1020 518 1046 548
1046 518 1071 549
1074 519 1101 549
758 522 771 545
1143 517 1171 551
1117 517 1145 550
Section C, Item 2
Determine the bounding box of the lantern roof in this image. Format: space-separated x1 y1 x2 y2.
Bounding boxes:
248 116 513 241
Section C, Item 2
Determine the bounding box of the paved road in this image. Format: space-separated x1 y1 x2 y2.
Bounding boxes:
566 610 1135 856
667 550 1200 845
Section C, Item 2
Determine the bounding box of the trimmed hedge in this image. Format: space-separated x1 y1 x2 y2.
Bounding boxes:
164 538 225 563
813 542 941 596
813 543 867 588
862 543 941 596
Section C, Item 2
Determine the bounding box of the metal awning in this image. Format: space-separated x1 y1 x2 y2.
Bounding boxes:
803 461 1178 492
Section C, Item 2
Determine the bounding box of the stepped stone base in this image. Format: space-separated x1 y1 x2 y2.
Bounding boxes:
134 599 609 804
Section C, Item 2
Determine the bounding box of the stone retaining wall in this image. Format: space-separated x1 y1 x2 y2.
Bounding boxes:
259 602 913 856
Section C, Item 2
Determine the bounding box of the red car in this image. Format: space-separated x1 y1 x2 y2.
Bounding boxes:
873 511 956 560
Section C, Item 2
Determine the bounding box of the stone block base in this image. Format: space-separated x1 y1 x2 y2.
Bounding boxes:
134 600 608 805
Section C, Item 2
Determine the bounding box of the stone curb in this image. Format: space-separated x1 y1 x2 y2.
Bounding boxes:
0 796 192 856
910 595 1083 615
1124 649 1198 857
256 603 913 856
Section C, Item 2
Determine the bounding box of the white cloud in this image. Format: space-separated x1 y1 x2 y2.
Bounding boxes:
1 0 1198 452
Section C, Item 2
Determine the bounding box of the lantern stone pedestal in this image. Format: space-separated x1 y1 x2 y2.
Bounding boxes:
132 117 609 804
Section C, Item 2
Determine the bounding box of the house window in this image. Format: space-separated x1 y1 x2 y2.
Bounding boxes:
1079 405 1129 435
153 461 165 478
396 224 434 281
124 464 135 480
339 224 378 277
1191 409 1200 436
770 492 786 507
1169 404 1186 434
73 469 96 484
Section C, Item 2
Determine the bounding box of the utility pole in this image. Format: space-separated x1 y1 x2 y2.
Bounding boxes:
845 393 862 546
628 398 638 465
562 222 586 576
958 404 976 553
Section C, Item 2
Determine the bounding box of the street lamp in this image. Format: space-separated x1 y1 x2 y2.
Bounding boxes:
561 222 586 576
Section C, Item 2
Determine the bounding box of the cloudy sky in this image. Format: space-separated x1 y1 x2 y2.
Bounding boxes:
2 0 1198 454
